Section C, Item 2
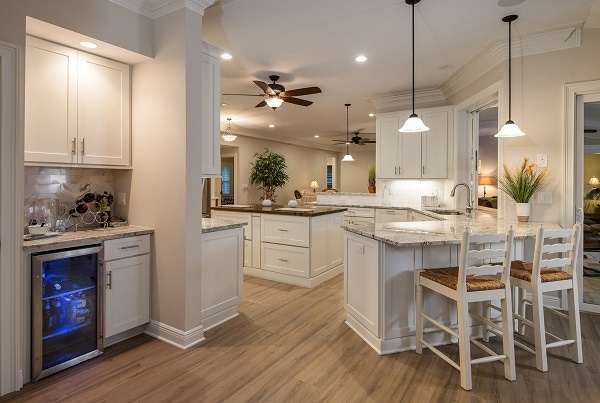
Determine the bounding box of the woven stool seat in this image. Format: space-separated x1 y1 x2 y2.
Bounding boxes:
420 267 505 292
510 260 572 283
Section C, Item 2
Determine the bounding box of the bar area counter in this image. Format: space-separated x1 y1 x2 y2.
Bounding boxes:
342 210 561 355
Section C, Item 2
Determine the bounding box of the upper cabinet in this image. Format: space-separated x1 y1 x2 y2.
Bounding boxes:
201 42 221 177
376 106 453 180
25 36 131 167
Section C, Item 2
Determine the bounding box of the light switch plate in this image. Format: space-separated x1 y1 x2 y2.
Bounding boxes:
538 191 552 204
537 153 548 168
117 192 127 205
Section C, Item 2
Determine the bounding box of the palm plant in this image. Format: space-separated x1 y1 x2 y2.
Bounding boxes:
496 157 549 203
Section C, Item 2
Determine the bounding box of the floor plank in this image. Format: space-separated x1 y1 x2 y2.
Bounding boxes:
2 274 600 402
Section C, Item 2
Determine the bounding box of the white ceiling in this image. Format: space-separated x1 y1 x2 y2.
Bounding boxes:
202 0 600 150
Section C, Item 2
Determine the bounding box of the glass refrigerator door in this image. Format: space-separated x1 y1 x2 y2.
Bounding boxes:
32 244 104 381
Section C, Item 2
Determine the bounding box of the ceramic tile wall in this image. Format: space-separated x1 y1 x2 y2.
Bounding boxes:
24 167 116 230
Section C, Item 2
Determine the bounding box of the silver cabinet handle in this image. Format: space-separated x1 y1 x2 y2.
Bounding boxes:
422 166 425 174
277 228 288 232
278 258 289 262
107 271 112 290
119 244 140 250
395 167 397 175
72 138 76 155
81 138 85 155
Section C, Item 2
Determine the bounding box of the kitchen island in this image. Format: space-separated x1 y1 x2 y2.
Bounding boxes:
342 210 561 355
211 204 347 287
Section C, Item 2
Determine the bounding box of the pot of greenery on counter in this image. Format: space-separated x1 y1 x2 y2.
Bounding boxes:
496 157 549 222
368 165 376 193
249 148 290 203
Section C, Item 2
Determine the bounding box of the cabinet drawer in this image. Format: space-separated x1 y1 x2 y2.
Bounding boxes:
261 215 309 247
262 242 310 278
344 216 375 225
376 209 408 223
211 211 252 240
104 235 151 260
344 207 375 218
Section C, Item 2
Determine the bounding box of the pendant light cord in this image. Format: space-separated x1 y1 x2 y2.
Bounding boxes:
411 1 415 116
345 103 351 156
508 18 512 121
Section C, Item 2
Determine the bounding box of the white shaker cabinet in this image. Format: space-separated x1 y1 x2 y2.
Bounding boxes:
25 36 131 167
104 235 151 340
201 42 221 177
376 106 452 180
376 209 409 223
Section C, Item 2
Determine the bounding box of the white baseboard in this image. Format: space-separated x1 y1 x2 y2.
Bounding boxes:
144 320 205 350
243 265 343 288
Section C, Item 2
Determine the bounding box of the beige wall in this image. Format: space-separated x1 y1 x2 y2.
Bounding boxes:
339 149 376 193
448 28 600 223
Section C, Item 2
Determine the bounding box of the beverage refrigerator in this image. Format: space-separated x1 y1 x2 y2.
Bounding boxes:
31 244 104 381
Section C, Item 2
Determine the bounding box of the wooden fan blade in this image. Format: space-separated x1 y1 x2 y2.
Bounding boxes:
361 140 376 144
282 86 322 97
283 97 313 107
255 100 267 108
332 140 349 143
254 80 275 95
352 128 366 134
222 93 265 97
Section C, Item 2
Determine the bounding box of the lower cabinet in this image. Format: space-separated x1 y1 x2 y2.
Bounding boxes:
375 209 409 223
104 235 151 340
201 227 243 330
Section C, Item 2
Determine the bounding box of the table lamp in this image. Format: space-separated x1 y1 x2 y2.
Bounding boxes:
589 176 600 188
309 180 320 192
479 176 493 197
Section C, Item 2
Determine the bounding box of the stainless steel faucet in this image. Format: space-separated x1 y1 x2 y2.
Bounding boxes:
450 183 473 214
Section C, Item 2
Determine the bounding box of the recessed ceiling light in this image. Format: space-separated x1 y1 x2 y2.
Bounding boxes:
355 55 368 62
80 41 97 49
314 135 320 138
269 124 275 128
369 113 374 117
221 102 229 106
439 64 454 70
497 0 526 7
221 53 232 60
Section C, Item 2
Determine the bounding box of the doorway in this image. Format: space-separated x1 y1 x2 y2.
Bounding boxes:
475 105 499 210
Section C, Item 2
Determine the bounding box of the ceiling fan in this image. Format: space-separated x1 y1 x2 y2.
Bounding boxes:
332 128 376 146
585 128 598 133
222 75 322 110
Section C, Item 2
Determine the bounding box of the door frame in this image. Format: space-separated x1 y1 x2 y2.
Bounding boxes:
0 40 24 395
566 80 600 313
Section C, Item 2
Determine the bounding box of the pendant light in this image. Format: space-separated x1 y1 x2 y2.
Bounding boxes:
399 0 429 133
495 14 525 138
342 104 355 162
221 118 237 142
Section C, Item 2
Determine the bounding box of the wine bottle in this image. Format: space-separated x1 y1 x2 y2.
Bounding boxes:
76 192 96 204
69 203 89 216
43 302 52 333
44 279 62 297
53 298 64 328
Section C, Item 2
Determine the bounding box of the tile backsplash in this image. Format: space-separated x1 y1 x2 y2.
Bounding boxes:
24 166 116 230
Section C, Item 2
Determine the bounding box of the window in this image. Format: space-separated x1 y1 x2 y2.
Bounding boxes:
326 165 333 189
221 165 231 195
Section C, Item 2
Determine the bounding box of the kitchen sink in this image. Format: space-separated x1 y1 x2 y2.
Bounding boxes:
427 209 464 215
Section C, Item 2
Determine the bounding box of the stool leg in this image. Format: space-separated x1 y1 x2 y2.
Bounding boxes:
531 285 548 372
416 283 424 354
482 300 490 343
567 287 583 364
501 291 516 381
518 287 527 336
457 299 472 391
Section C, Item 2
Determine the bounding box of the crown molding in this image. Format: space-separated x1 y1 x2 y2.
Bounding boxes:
368 89 446 111
224 128 343 153
110 0 216 19
441 26 581 99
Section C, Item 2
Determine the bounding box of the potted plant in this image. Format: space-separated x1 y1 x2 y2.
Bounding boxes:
368 165 376 193
496 157 549 222
249 148 290 203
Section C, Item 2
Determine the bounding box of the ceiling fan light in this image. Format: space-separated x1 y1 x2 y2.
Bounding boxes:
266 97 283 109
399 114 429 133
342 153 354 162
494 120 525 138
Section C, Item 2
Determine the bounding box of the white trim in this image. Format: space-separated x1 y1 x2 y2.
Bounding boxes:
0 40 24 396
368 89 446 111
109 0 215 19
442 27 581 100
144 319 205 349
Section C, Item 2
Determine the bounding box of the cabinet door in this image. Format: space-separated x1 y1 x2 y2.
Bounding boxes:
77 52 131 166
25 37 77 164
201 51 221 177
105 254 150 338
376 117 401 179
399 132 422 178
421 110 449 179
328 213 344 268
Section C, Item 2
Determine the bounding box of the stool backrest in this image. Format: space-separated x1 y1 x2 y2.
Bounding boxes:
458 227 515 291
532 223 581 279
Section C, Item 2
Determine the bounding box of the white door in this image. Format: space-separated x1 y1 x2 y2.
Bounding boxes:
577 93 600 314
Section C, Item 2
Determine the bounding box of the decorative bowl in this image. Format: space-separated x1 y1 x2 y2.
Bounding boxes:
28 225 49 236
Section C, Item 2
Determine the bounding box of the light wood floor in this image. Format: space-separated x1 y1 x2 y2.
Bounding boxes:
3 274 600 402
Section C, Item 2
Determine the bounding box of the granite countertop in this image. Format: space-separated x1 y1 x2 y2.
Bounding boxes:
211 204 347 216
23 225 154 252
202 218 246 233
342 210 561 247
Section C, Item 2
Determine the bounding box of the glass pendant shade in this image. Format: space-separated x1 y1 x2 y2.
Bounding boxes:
495 120 525 138
342 152 354 162
399 114 429 133
221 118 237 142
266 97 283 109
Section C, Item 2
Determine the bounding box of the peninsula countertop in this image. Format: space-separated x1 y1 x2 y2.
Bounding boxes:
342 210 561 247
211 204 347 216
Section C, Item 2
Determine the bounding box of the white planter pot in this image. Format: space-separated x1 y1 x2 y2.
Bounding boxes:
516 202 531 222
